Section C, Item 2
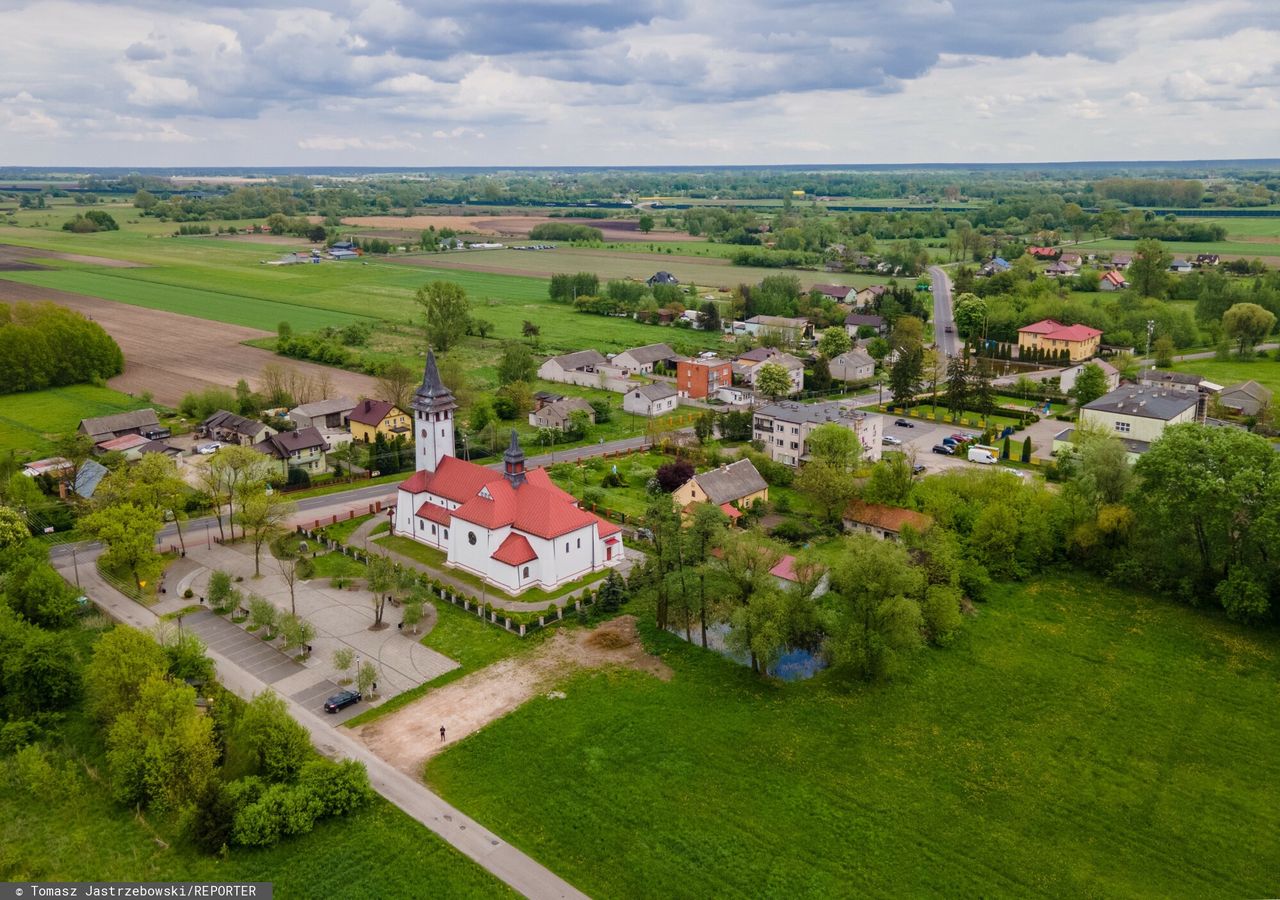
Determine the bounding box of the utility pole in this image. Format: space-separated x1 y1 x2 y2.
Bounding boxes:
1146 319 1156 361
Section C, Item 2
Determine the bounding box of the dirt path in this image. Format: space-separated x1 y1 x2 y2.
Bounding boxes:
354 616 671 776
0 279 381 406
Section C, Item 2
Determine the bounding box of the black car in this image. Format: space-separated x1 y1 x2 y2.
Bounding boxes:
894 418 915 428
931 444 955 455
324 690 361 713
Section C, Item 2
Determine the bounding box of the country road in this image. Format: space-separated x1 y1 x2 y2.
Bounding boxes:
929 265 960 357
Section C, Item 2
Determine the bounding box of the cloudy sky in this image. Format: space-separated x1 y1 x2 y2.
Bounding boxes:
2 0 1278 167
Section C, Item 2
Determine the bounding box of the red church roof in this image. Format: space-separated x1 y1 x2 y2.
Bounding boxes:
414 501 452 525
403 456 608 541
491 533 538 566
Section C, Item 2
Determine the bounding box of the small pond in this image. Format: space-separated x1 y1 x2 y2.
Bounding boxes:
669 621 827 682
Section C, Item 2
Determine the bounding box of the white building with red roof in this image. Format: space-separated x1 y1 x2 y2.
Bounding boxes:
393 351 623 594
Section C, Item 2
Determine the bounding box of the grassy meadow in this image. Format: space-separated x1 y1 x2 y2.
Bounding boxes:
426 575 1280 898
0 383 154 456
1171 355 1280 395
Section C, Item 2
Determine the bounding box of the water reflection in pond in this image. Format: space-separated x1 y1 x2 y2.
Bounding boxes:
670 621 827 681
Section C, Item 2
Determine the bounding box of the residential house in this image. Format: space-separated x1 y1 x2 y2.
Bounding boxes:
1058 359 1119 395
1099 270 1129 291
73 460 110 499
844 313 888 339
1059 252 1083 267
622 382 678 418
348 399 411 443
21 457 72 479
1217 380 1273 417
768 555 830 597
1044 260 1077 277
646 271 679 287
716 385 755 406
677 358 733 399
1028 246 1059 260
201 410 275 446
1195 254 1220 267
79 408 163 444
1055 385 1199 459
854 285 888 309
1017 319 1103 362
842 500 933 542
824 259 847 273
528 396 595 431
254 426 330 475
734 347 804 396
94 433 178 462
980 256 1011 276
828 348 876 383
289 397 356 431
532 390 564 410
612 343 677 375
811 284 853 303
671 458 769 518
1108 252 1133 270
733 315 814 345
752 400 884 467
137 440 181 459
1170 258 1193 274
537 349 630 392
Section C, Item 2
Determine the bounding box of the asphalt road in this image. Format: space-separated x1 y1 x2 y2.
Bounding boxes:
929 265 960 358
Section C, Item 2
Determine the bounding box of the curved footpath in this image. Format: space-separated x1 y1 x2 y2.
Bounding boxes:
54 546 588 900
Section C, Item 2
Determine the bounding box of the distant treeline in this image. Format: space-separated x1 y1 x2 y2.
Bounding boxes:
0 303 123 393
528 222 604 242
1093 178 1204 208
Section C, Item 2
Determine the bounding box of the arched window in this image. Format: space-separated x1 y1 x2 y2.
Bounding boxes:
468 531 477 545
522 566 529 578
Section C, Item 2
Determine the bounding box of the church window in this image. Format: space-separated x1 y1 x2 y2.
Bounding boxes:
421 429 427 438
577 538 581 549
468 531 477 545
523 566 529 578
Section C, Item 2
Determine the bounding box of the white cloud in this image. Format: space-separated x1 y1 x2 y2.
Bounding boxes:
297 134 414 151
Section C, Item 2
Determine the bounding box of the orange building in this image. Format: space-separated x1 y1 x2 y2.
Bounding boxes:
1017 319 1102 362
676 358 732 399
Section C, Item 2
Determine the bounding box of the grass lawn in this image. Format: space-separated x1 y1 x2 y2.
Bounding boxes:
900 403 1025 432
426 575 1280 898
373 534 607 605
0 383 154 457
1171 356 1280 396
0 705 509 896
316 512 375 544
310 551 367 580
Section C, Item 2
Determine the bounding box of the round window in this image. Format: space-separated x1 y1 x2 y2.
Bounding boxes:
468 531 477 545
421 428 428 438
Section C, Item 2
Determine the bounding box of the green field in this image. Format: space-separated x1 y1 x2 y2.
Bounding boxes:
1171 356 1280 395
0 710 508 896
0 384 154 456
426 576 1280 897
1087 237 1280 260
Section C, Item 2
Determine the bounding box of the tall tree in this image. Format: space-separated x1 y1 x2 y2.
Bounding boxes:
711 530 785 673
236 489 293 577
888 347 923 406
497 342 538 385
95 454 190 555
376 360 417 410
817 327 851 359
1222 302 1276 358
79 502 164 591
824 535 925 680
416 280 471 352
1069 363 1109 407
685 503 729 648
944 357 970 418
1129 238 1171 297
755 362 793 400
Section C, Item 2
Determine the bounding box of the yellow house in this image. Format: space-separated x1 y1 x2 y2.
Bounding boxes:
672 458 769 521
349 398 411 442
1017 319 1103 362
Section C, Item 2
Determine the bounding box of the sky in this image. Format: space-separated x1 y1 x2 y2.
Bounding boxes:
1 0 1278 167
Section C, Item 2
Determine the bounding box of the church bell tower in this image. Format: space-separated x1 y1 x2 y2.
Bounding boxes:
410 350 457 473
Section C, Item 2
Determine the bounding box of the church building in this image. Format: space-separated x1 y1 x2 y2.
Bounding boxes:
393 351 624 594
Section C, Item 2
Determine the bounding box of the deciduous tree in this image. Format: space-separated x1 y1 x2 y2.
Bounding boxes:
415 280 471 352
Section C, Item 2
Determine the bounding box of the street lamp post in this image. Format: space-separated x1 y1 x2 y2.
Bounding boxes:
1146 319 1156 360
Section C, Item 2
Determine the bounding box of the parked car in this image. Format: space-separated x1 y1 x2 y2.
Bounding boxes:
941 437 959 447
912 464 927 475
196 442 221 455
894 418 915 428
323 690 361 713
882 435 902 446
931 444 955 455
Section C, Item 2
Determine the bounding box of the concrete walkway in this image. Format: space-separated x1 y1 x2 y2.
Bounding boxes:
54 547 588 900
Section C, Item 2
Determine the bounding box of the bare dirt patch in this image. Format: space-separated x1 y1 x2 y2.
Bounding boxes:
321 214 701 243
0 243 146 269
354 615 670 776
207 234 319 247
0 279 380 406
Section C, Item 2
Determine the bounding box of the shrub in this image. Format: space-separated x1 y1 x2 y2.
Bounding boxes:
655 459 695 492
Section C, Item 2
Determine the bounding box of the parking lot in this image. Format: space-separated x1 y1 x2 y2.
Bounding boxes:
880 417 1000 474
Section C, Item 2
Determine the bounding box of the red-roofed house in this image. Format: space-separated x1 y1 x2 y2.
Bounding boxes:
393 352 624 595
769 554 830 597
1027 246 1059 260
1017 319 1103 362
842 501 933 541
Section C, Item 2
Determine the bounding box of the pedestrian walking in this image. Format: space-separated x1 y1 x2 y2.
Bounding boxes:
440 725 446 743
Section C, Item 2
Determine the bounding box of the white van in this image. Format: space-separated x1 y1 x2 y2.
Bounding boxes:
967 445 999 465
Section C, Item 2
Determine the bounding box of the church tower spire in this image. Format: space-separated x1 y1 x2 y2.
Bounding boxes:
502 430 527 488
410 350 457 473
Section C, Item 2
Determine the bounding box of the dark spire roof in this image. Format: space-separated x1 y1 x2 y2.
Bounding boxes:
503 429 527 488
411 349 457 414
